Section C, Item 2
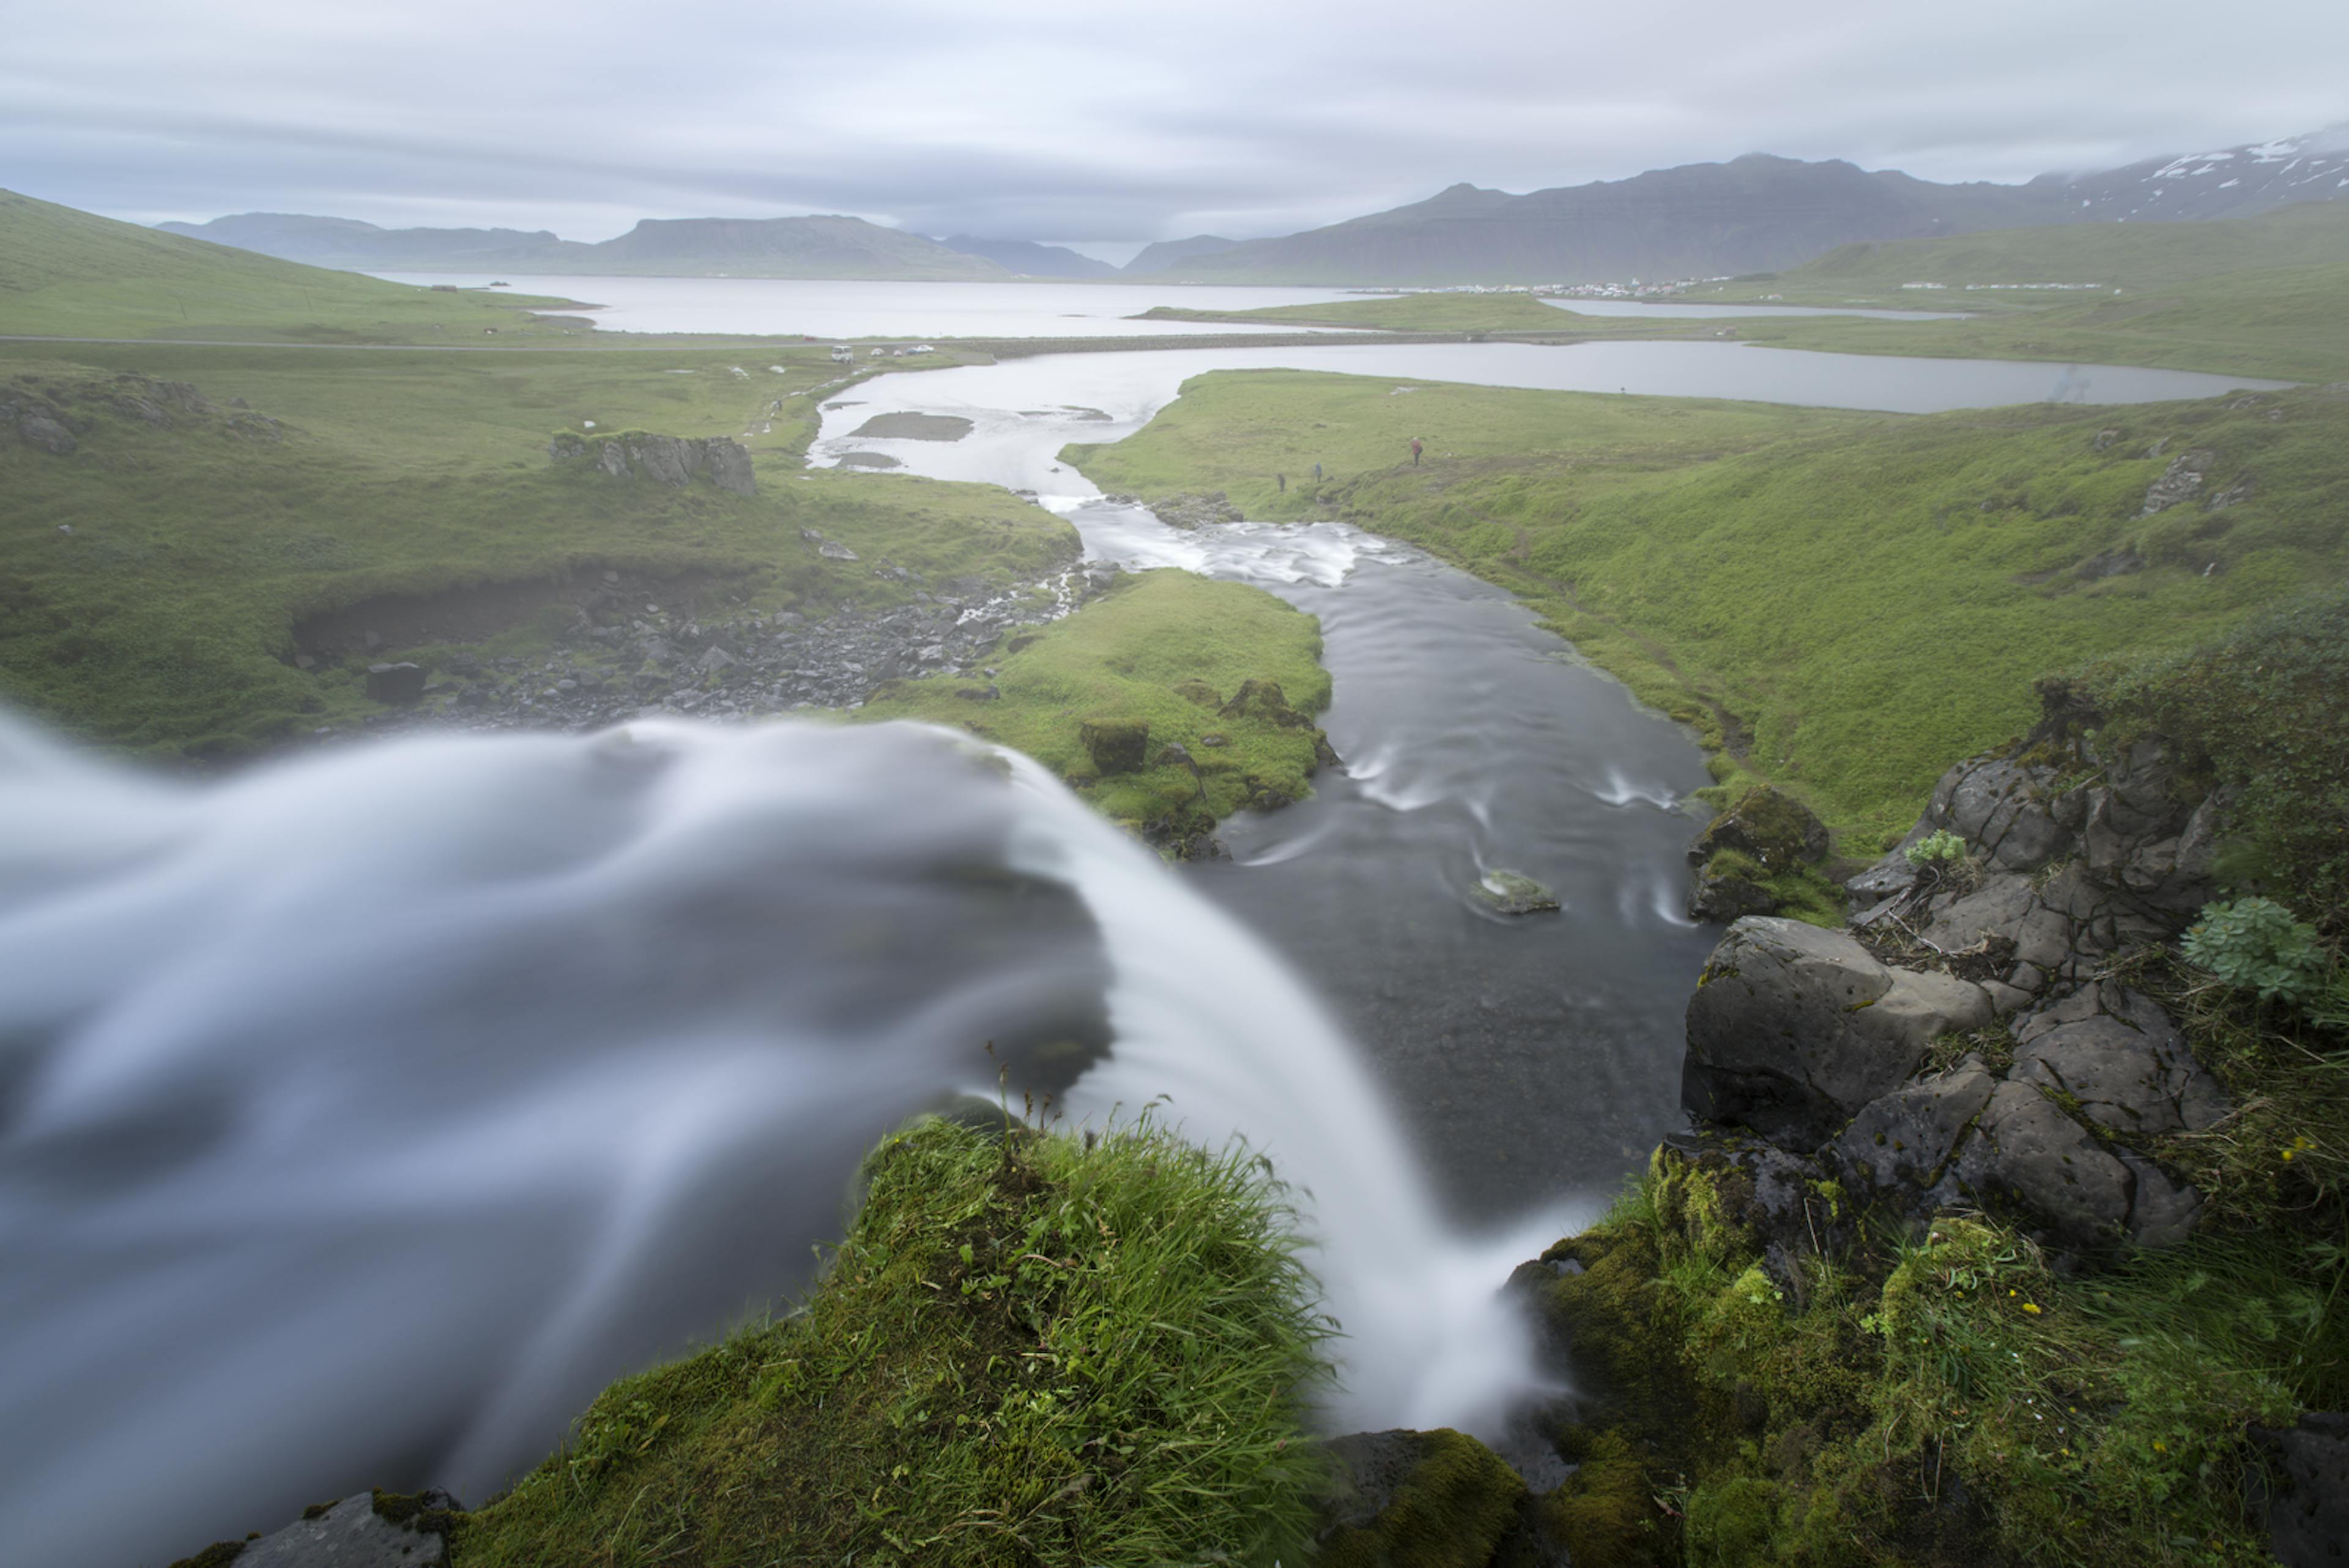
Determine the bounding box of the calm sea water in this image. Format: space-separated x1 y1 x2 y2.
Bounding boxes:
366 273 1395 338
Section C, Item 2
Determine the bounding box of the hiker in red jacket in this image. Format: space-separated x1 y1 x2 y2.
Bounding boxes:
1409 436 1423 466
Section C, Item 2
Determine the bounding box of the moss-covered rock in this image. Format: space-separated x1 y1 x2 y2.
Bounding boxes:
1688 787 1832 872
1079 716 1150 774
1687 789 1844 926
1219 676 1312 729
1316 1428 1529 1568
1172 678 1223 708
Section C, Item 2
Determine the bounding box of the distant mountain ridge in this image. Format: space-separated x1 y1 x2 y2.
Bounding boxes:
938 235 1115 278
1145 128 2349 285
159 212 1011 281
157 126 2349 288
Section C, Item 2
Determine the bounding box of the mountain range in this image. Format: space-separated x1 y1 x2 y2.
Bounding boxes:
159 127 2349 287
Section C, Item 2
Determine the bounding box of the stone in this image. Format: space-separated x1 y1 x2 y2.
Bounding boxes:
1830 1057 1998 1206
697 647 737 674
364 663 427 704
1687 787 1830 871
2251 1411 2349 1568
1474 869 1560 916
1217 677 1310 729
1078 718 1149 775
234 1492 451 1566
1921 874 2036 949
817 541 859 561
1315 1428 1533 1567
1682 918 1994 1148
1957 1080 2135 1248
17 414 76 454
2010 990 2228 1135
702 437 757 496
2138 448 2213 516
1689 868 1778 924
1844 847 1920 911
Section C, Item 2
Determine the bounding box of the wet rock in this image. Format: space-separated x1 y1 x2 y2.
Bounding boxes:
1657 1129 1852 1305
1682 917 1993 1148
364 663 427 704
2251 1411 2349 1568
229 1491 452 1567
1078 718 1149 775
1474 869 1560 916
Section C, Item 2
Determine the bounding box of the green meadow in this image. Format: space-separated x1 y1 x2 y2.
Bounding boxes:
1070 368 2349 846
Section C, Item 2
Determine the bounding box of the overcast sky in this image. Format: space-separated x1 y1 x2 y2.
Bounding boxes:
8 0 2347 259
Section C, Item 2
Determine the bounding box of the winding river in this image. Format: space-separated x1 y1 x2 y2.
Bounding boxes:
812 339 2290 1216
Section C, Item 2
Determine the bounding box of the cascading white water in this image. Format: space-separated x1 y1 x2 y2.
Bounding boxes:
0 708 1564 1568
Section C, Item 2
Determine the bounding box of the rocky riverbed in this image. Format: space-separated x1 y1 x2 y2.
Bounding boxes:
315 556 1119 744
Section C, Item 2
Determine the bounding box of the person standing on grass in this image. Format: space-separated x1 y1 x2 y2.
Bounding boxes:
1409 437 1423 466
1277 472 1286 493
1313 461 1323 481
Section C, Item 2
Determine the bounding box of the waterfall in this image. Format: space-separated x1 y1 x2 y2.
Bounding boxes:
0 710 1552 1567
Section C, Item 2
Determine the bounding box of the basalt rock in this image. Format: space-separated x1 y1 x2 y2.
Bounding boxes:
549 431 758 495
2138 448 2214 516
1217 677 1312 729
364 662 428 704
1682 917 1993 1149
2252 1411 2349 1568
1474 869 1560 916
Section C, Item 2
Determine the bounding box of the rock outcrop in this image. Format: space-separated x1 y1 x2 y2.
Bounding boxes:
1682 686 2232 1254
549 431 757 495
4 371 282 455
1683 917 1993 1148
1685 786 1836 922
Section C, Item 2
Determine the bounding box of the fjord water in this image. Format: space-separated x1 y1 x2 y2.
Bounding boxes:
368 273 1394 337
0 715 1567 1567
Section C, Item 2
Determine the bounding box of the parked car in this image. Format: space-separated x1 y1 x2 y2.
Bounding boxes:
829 345 853 363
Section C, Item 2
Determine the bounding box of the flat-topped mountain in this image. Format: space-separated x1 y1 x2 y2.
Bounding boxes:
155 212 559 270
160 211 1012 281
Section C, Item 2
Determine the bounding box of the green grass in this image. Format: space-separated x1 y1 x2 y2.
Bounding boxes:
0 187 599 344
1693 206 2349 382
453 1115 1334 1568
0 349 1074 757
1069 369 2349 847
858 568 1332 833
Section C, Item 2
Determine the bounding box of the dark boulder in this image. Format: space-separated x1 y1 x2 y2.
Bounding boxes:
2252 1412 2349 1568
1687 786 1830 871
1682 918 1992 1148
364 663 427 704
1218 677 1312 729
1078 718 1149 775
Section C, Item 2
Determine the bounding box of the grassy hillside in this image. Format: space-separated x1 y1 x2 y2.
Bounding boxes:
859 568 1333 833
1713 206 2349 381
0 343 1068 756
0 188 587 343
1723 203 2349 305
1069 370 2349 845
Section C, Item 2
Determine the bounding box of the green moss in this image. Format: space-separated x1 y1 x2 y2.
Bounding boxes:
454 1117 1334 1567
1318 1429 1529 1568
859 570 1332 835
1685 1475 1780 1566
1534 1429 1669 1568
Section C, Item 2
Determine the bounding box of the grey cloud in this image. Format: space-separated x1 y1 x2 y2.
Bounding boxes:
6 0 2347 244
